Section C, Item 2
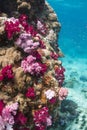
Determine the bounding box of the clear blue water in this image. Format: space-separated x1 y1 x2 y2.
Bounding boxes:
47 0 87 130
47 0 87 58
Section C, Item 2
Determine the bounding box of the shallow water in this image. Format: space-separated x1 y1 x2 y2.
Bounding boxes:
47 0 87 129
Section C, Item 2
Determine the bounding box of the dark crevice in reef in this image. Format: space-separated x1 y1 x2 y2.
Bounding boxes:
0 0 17 17
0 0 45 17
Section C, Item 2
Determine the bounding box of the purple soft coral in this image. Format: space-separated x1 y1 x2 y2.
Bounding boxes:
15 33 40 53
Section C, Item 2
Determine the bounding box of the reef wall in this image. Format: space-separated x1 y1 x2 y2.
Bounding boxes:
0 0 68 130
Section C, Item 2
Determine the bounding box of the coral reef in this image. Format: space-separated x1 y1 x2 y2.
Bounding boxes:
0 0 45 18
0 0 68 130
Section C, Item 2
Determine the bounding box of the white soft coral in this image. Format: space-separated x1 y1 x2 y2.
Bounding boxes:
45 89 55 100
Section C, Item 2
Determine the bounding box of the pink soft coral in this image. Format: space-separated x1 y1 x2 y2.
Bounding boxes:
31 51 41 61
0 65 14 81
26 87 36 99
49 97 56 104
2 102 18 125
5 15 37 40
0 74 4 81
0 102 18 130
55 66 65 86
0 100 5 115
37 20 47 35
50 52 59 60
19 14 28 29
5 17 20 39
2 65 14 79
19 15 37 36
15 111 27 125
34 107 52 130
21 55 47 76
0 116 5 130
58 87 68 100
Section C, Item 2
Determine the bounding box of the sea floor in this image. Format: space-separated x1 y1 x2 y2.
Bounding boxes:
47 0 87 129
49 55 87 130
62 56 87 130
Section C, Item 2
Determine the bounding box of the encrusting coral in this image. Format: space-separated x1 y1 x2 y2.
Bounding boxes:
0 0 68 130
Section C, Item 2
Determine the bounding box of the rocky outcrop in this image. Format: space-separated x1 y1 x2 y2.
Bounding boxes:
0 0 67 130
0 0 45 17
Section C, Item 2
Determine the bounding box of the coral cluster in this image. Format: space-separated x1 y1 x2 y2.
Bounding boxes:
33 107 52 130
0 101 18 130
0 0 68 130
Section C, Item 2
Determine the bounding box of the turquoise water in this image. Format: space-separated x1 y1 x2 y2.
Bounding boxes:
47 0 87 58
47 0 87 130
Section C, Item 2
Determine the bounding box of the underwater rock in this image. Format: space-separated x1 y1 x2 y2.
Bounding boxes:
0 0 45 18
61 99 78 114
48 13 57 21
70 71 79 78
57 100 79 129
80 75 87 82
81 87 87 93
0 0 67 130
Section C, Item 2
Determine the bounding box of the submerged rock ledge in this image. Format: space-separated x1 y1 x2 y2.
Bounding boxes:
0 0 67 130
